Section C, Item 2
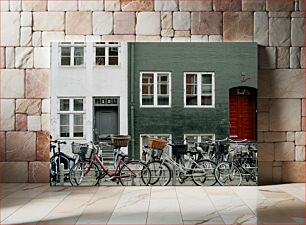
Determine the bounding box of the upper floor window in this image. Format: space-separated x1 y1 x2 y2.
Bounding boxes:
184 72 215 108
140 72 171 107
59 42 85 66
95 42 120 66
58 98 85 138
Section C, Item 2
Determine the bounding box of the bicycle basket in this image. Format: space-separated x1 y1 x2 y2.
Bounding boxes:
148 137 168 150
71 142 92 159
112 135 130 147
172 144 188 156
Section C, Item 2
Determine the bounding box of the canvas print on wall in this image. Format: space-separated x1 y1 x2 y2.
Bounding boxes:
49 42 258 186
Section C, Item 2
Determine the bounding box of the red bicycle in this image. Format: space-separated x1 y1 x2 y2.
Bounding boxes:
69 138 151 186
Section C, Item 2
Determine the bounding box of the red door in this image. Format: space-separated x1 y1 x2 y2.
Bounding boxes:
230 87 257 141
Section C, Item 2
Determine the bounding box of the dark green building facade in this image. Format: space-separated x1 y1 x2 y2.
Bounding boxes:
128 43 258 158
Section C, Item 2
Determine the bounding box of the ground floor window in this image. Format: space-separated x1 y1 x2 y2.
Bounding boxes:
58 98 85 138
184 134 215 147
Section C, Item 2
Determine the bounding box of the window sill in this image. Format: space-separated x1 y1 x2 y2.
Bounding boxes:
94 65 121 68
184 106 215 109
59 65 86 68
140 106 171 109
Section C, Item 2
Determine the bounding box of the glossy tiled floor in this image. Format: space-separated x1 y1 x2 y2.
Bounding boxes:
0 183 305 224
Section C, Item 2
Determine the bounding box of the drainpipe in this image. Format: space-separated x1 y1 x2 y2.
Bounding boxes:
130 44 135 159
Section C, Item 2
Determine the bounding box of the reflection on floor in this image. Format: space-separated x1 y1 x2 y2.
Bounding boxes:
0 183 304 224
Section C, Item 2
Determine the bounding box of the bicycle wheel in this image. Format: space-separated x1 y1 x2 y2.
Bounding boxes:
118 160 151 186
215 162 242 186
69 161 101 186
147 160 172 186
50 156 57 186
191 159 217 186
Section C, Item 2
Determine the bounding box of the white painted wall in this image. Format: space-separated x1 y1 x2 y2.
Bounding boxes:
50 42 129 155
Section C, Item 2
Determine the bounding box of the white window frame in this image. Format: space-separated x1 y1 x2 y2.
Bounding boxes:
184 134 216 144
140 134 172 159
59 42 86 67
94 42 121 67
140 72 172 108
184 72 215 108
58 97 86 139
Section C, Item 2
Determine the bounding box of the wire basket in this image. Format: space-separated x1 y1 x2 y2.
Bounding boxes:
112 135 130 147
148 137 168 150
71 142 92 159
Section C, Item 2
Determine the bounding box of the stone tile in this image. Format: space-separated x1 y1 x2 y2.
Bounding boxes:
16 114 27 131
286 132 295 142
29 162 49 183
161 12 172 29
257 98 270 112
27 116 41 131
10 0 21 11
161 37 172 42
258 69 304 98
174 30 190 37
42 99 50 113
0 162 28 182
114 12 135 35
22 0 47 11
254 12 268 46
33 12 65 31
78 0 104 11
303 98 306 117
155 0 178 11
6 132 36 161
121 0 154 11
257 132 264 142
268 12 290 18
101 35 135 42
270 99 301 132
258 162 273 185
291 18 304 47
269 18 291 46
191 12 222 35
136 36 161 42
136 12 160 35
258 143 274 162
259 47 276 69
208 35 223 42
5 47 15 69
1 12 20 46
242 0 265 11
301 47 305 69
25 69 50 99
299 0 304 11
161 29 174 37
191 35 208 42
275 142 295 161
16 99 41 115
48 0 78 11
105 0 120 11
65 35 86 42
0 48 4 69
264 132 287 142
21 12 32 27
295 146 305 161
291 12 305 18
36 131 49 162
42 32 65 47
258 112 269 131
179 0 212 11
0 69 24 98
266 0 294 11
173 12 190 31
1 0 9 11
34 47 50 69
213 0 242 11
15 47 33 68
66 12 92 35
20 27 32 47
0 99 15 131
41 114 50 132
290 47 301 69
85 35 102 42
223 12 253 42
272 164 282 184
276 47 289 69
282 162 306 183
32 32 42 47
0 132 5 161
173 36 190 42
93 12 113 35
295 132 305 146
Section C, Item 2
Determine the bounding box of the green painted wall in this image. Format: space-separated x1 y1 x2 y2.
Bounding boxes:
128 43 258 158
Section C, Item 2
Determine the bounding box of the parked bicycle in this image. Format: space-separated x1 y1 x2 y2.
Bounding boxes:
69 135 151 186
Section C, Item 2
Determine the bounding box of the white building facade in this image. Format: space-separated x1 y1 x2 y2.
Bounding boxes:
51 42 128 154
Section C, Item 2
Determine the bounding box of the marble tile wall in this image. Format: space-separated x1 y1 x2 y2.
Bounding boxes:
0 0 305 183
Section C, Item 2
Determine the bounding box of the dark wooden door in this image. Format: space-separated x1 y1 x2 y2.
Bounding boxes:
94 107 118 137
229 87 257 140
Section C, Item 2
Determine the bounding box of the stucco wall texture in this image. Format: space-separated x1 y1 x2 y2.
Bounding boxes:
0 0 305 184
